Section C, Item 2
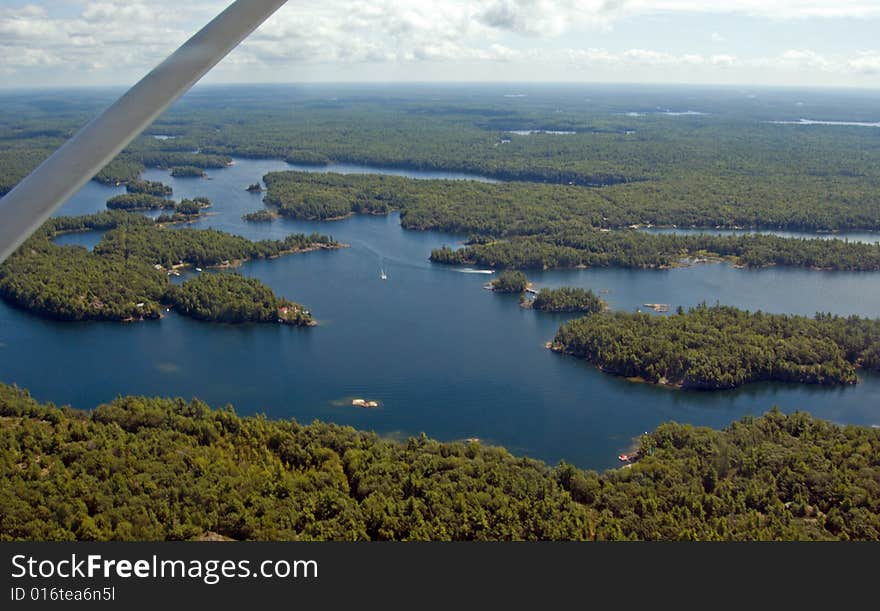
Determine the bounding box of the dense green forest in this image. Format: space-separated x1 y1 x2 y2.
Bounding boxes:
106 194 209 216
4 89 880 282
431 232 880 271
0 242 167 321
170 166 207 178
263 170 880 233
0 212 165 320
264 172 880 271
41 210 155 235
4 87 880 544
552 304 880 390
94 157 145 185
0 383 877 540
174 197 211 216
166 273 314 326
0 212 334 322
94 225 339 268
242 210 277 222
5 86 880 232
263 171 407 220
529 287 605 313
107 193 175 211
126 179 172 196
490 271 529 293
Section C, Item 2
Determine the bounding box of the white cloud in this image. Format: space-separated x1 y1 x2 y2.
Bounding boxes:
476 0 627 35
848 52 880 74
779 49 832 70
710 55 738 67
1 1 880 86
0 2 194 73
564 48 737 69
630 1 880 19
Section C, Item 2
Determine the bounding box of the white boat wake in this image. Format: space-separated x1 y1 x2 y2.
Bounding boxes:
454 268 495 275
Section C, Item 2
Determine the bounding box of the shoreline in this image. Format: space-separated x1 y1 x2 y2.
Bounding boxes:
545 343 861 391
173 242 350 272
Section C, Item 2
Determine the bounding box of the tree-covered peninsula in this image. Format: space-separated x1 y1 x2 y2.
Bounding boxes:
431 232 880 272
261 172 880 272
551 304 880 390
1 383 877 541
262 171 407 220
94 225 338 268
260 169 880 235
0 212 338 323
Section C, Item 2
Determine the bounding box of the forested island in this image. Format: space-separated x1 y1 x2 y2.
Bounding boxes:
242 210 276 222
94 225 339 268
126 179 172 196
528 287 606 313
106 193 175 211
551 304 880 390
490 271 529 293
166 273 314 326
0 211 338 323
1 383 877 540
171 166 207 178
106 193 211 218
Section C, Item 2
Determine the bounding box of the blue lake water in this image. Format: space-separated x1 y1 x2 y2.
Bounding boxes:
3 157 879 470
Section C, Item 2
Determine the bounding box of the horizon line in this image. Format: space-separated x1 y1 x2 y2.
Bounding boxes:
1 80 880 94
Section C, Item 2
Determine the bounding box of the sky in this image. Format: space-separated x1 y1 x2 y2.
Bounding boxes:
2 1 880 89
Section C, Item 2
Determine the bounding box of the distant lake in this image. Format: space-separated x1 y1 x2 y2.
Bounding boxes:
508 130 576 135
642 226 880 245
2 157 879 471
282 161 499 183
767 119 880 128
